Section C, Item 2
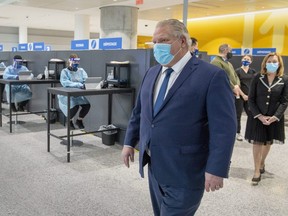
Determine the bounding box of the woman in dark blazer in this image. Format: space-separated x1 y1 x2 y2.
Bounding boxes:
245 52 288 184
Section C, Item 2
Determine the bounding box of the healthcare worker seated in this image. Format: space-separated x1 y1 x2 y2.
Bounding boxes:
3 55 32 112
58 54 91 129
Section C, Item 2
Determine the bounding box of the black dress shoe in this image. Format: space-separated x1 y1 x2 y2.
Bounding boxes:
70 120 75 130
252 174 261 184
17 105 25 112
11 103 17 112
75 119 85 129
260 165 265 174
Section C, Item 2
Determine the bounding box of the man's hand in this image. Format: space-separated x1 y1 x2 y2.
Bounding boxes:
205 172 224 192
121 146 135 168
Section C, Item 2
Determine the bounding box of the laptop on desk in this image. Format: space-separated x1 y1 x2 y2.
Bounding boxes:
18 70 33 80
85 77 102 90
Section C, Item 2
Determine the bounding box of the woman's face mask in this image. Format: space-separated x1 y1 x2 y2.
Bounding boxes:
153 40 182 65
242 60 251 67
13 59 23 69
69 58 80 71
266 62 279 73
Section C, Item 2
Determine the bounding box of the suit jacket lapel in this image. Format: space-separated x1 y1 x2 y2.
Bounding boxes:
154 57 198 117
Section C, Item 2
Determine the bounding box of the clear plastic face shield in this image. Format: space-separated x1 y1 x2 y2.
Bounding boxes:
69 58 80 71
13 59 23 69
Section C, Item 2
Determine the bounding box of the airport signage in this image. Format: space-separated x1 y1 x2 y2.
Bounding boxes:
18 43 28 51
231 48 241 56
252 48 276 56
99 37 122 50
12 47 17 52
33 42 45 51
46 46 52 51
71 39 89 50
0 45 3 51
71 38 122 50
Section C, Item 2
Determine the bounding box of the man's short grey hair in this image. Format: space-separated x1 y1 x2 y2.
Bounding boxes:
156 19 191 47
219 44 230 53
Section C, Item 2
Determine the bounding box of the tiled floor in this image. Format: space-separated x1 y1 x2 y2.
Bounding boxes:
0 109 287 216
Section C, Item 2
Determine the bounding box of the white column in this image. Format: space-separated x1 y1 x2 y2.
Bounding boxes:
74 14 90 40
100 6 138 49
19 26 27 43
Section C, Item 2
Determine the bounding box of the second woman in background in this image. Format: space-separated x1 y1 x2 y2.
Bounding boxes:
245 52 288 184
58 54 91 129
235 55 257 141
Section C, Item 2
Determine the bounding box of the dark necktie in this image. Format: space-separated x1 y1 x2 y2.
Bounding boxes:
154 68 174 116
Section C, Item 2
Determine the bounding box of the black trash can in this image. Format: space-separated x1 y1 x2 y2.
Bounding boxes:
99 125 118 146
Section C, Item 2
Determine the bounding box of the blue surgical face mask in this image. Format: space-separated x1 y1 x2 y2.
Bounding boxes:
72 63 79 71
153 40 181 65
242 60 250 67
266 63 279 73
69 57 80 71
13 60 23 69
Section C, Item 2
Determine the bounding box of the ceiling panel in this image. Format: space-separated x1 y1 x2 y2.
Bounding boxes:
0 0 287 34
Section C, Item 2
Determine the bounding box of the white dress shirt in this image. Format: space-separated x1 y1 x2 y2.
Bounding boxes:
153 51 192 105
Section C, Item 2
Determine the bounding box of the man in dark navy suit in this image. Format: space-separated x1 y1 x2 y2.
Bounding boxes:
122 19 236 216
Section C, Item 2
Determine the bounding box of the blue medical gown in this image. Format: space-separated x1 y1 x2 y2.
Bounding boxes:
3 65 32 103
58 68 90 116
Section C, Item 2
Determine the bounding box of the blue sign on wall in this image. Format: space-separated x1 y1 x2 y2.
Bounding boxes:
231 48 241 56
12 47 17 52
99 37 122 50
71 40 89 50
252 48 276 56
33 42 45 51
18 43 28 51
0 45 3 51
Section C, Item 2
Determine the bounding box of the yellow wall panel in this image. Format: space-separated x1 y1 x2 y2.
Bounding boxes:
186 10 288 56
137 9 288 56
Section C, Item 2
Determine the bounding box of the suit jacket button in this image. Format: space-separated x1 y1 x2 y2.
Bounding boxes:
266 102 269 105
151 124 154 128
267 95 270 98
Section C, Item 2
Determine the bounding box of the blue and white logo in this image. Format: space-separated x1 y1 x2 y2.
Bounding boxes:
91 40 97 49
0 45 3 51
46 46 51 51
12 47 17 52
28 43 33 51
241 48 252 55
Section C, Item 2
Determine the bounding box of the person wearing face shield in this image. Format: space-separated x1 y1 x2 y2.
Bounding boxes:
57 54 90 129
3 55 32 112
245 52 288 185
234 55 257 141
190 37 201 58
121 19 236 216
